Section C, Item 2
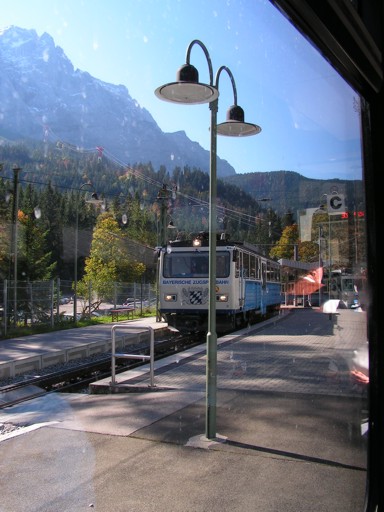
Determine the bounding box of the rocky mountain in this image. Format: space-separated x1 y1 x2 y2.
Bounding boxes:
0 26 364 219
0 25 235 177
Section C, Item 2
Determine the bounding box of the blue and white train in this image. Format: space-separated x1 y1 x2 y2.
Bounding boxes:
157 232 282 333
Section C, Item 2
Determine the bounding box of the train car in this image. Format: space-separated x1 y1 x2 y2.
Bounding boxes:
157 232 282 333
326 269 367 309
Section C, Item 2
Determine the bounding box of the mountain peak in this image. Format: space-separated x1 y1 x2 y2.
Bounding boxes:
0 25 236 177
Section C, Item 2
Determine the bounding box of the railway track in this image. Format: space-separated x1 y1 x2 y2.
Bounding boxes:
0 331 205 409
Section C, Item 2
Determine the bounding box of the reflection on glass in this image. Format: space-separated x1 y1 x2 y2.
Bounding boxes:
0 0 368 510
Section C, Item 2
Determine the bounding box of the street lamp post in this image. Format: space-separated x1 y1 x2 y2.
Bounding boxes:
1 165 41 330
155 39 261 439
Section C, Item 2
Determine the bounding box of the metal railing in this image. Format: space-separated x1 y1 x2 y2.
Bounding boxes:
110 324 155 387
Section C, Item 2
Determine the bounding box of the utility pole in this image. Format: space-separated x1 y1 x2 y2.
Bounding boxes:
156 184 177 246
155 184 177 322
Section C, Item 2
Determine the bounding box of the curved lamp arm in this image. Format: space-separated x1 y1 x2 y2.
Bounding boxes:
186 39 215 88
215 65 261 136
215 65 237 105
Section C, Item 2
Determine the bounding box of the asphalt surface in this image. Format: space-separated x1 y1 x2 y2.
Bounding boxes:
0 307 368 512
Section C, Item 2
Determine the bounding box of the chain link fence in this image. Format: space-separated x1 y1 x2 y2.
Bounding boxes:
0 278 157 338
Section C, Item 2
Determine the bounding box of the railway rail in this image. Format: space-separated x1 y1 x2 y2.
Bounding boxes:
0 331 205 409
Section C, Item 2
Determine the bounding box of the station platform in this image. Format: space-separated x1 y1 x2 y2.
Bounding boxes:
0 308 368 511
0 316 168 380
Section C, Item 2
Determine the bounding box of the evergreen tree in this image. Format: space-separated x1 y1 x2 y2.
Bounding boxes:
17 184 56 281
38 182 65 277
0 178 12 279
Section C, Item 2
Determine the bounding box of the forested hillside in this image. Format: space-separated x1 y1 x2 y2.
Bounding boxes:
0 141 280 283
223 170 364 216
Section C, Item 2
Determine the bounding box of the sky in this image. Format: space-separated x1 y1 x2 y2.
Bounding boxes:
0 0 362 181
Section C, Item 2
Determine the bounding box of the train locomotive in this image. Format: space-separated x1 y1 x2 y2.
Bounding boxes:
157 232 282 333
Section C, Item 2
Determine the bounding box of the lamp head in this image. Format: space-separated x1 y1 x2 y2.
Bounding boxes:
217 104 262 137
86 192 104 207
177 63 199 82
155 63 218 105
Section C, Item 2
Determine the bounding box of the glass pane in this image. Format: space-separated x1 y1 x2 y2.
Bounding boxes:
0 1 368 510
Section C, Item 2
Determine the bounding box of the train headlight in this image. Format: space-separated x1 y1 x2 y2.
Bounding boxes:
217 294 228 302
164 294 177 302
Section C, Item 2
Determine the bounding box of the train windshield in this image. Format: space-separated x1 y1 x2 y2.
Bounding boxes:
163 251 230 278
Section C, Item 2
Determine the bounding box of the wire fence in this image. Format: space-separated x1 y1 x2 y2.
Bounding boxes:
0 278 157 338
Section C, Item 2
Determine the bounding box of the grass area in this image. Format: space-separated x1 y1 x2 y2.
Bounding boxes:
1 308 157 340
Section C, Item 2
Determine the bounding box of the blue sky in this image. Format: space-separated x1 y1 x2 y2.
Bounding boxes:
1 0 362 181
